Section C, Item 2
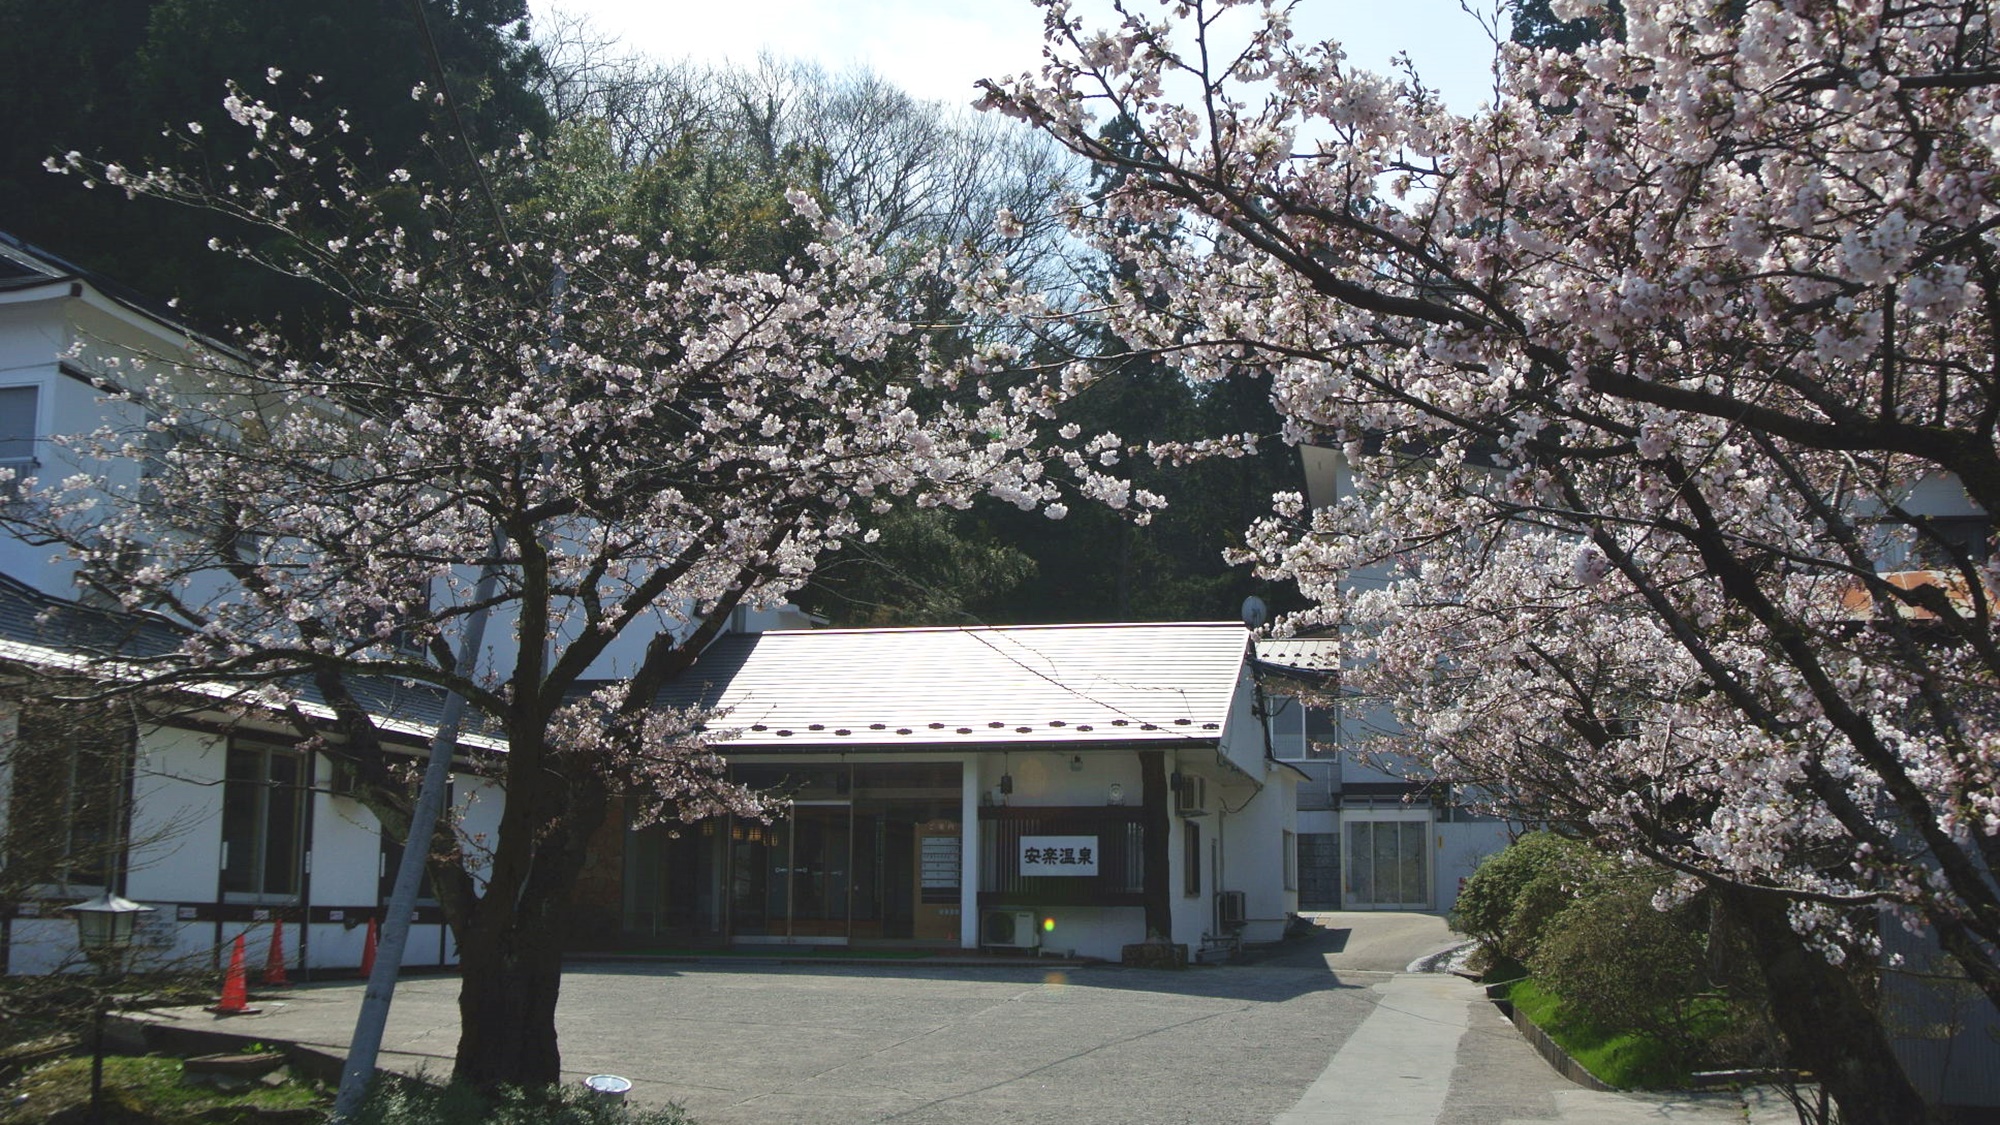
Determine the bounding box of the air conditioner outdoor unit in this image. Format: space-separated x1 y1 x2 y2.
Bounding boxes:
1174 774 1208 816
982 909 1041 950
1216 890 1247 930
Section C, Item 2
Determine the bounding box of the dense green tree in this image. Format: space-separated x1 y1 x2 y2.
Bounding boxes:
0 0 547 333
1508 0 1624 49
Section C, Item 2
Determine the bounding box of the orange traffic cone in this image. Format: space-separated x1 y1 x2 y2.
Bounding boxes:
264 917 291 987
359 916 378 979
209 934 257 1015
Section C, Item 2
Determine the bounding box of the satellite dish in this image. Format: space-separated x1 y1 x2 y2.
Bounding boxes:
1241 595 1269 629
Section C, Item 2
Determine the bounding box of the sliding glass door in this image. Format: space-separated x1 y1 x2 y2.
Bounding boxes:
1343 817 1430 909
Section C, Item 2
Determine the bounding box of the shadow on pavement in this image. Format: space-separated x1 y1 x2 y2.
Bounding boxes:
562 957 1365 1003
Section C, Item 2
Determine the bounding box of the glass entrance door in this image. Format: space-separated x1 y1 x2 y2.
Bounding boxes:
728 804 851 940
716 763 962 944
787 804 851 937
1344 818 1430 909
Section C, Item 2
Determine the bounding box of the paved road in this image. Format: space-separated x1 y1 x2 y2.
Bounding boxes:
129 914 1791 1123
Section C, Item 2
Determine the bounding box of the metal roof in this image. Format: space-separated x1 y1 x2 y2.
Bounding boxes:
1252 636 1341 673
658 622 1253 751
0 573 493 750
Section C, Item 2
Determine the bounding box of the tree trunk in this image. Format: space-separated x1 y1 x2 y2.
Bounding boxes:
1714 884 1935 1125
446 765 611 1090
452 917 567 1089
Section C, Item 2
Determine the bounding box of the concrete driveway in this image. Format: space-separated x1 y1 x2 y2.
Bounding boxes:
128 914 1789 1124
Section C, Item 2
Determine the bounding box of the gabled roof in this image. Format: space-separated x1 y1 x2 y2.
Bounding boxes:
0 231 241 360
0 572 493 751
658 622 1252 751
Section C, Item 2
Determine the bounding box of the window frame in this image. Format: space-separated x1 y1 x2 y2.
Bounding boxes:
4 698 136 893
220 741 307 904
0 382 41 498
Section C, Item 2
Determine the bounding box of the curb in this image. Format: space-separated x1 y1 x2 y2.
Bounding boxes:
1483 987 1620 1093
107 1011 349 1088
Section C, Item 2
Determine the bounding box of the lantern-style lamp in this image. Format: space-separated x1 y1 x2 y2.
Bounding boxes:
66 893 154 1124
64 892 155 966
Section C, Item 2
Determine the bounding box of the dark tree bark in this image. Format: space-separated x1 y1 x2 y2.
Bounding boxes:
452 916 566 1088
1141 750 1172 941
1714 884 1935 1125
448 760 612 1089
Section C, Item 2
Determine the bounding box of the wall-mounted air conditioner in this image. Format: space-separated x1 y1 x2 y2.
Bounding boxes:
982 909 1040 950
1174 774 1208 816
1216 890 1247 930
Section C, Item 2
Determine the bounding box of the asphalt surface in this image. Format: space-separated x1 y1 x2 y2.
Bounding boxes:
129 912 1793 1124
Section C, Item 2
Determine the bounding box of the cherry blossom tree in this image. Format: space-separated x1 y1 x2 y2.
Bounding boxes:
19 74 1129 1088
978 0 1998 1117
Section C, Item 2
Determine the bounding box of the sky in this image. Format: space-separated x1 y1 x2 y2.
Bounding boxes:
528 0 1509 115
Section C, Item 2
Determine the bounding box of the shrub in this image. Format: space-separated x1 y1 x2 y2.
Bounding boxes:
1530 874 1711 1073
350 1076 695 1125
1452 831 1608 964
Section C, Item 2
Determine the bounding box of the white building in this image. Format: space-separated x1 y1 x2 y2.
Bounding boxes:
1274 444 1517 917
591 621 1305 962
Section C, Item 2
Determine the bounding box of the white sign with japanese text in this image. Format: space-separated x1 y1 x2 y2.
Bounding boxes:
1020 835 1099 876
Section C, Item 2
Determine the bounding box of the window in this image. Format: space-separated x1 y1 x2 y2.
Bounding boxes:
138 417 181 503
1183 821 1201 897
0 385 39 495
1910 516 1992 568
3 699 135 889
1283 830 1299 891
378 783 447 905
221 743 305 900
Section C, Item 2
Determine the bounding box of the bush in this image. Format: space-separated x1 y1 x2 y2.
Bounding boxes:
1452 832 1608 964
1531 874 1712 1074
350 1076 695 1125
1503 977 1690 1089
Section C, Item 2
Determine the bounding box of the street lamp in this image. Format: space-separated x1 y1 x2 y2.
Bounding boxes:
64 893 155 1124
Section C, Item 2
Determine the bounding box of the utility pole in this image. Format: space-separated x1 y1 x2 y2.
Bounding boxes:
331 557 499 1120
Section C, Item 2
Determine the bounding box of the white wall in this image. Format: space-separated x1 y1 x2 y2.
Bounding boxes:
1218 769 1298 944
1435 820 1514 916
985 747 1141 808
124 726 230 970
4 713 513 976
976 747 1150 961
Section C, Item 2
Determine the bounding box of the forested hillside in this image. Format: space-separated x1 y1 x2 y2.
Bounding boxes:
1 4 1300 626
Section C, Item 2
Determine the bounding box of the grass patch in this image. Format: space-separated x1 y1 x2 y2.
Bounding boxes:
1500 978 1688 1089
0 1054 326 1124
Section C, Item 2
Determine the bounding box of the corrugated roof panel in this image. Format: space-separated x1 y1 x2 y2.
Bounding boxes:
1254 637 1341 672
659 622 1251 749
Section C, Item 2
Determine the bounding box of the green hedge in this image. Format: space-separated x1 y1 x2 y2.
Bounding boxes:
1461 835 1778 1087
